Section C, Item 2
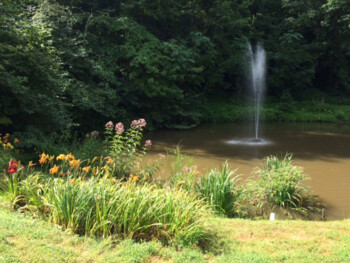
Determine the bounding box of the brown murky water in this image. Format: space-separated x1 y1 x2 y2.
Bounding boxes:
146 122 350 220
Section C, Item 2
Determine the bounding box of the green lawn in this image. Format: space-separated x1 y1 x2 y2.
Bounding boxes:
1 205 350 263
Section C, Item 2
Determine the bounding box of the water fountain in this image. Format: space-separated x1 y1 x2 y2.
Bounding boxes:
248 42 266 141
226 42 271 146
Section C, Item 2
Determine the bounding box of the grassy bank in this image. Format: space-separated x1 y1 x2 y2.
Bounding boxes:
1 205 350 263
202 96 350 123
1 120 349 262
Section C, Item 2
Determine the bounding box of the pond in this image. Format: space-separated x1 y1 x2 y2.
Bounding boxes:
147 122 350 220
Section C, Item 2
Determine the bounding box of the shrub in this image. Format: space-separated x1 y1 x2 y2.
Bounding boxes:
196 162 241 217
335 110 346 121
245 154 323 217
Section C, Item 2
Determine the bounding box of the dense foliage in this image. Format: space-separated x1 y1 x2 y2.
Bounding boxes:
1 0 349 140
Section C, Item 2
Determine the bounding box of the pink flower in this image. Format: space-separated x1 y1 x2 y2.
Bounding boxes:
158 154 166 159
131 118 147 129
105 121 114 129
145 140 152 147
137 118 147 128
115 122 124 134
131 120 138 129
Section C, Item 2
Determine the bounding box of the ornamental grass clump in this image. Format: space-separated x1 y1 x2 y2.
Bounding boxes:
246 154 324 218
196 161 242 217
45 178 211 245
1 172 212 246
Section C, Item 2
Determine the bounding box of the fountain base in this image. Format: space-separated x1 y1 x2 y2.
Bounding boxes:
225 138 272 146
251 138 261 142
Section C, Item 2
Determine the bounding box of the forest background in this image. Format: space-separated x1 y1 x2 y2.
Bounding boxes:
1 0 349 149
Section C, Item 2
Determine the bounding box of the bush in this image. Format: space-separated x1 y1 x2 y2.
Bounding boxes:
335 110 346 121
196 162 242 217
245 154 323 217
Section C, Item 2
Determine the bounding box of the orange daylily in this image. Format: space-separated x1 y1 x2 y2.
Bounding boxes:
39 153 49 164
106 157 114 164
69 159 80 168
56 154 66 161
67 153 75 160
129 174 140 182
49 165 59 175
82 166 91 173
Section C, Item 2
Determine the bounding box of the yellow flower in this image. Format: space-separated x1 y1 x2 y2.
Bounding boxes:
69 159 80 168
39 153 49 164
49 165 59 175
56 154 66 161
67 153 75 160
70 178 76 184
6 142 14 149
82 166 91 173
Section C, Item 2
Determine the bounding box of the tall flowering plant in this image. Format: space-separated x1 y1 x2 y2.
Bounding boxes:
105 119 157 179
0 133 20 172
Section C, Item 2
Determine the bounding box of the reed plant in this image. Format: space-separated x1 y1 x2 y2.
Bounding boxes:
196 162 242 217
246 154 323 217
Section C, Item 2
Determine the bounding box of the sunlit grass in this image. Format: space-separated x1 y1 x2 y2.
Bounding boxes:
1 204 350 263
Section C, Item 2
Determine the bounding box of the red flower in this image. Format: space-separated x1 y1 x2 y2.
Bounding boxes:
8 166 17 174
9 160 19 167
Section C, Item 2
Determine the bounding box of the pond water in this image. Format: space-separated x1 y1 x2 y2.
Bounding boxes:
147 122 350 220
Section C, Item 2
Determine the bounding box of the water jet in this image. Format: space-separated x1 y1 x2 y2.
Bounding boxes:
248 42 266 141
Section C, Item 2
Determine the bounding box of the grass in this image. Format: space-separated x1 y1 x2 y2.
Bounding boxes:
1 203 350 262
1 174 212 246
196 161 242 217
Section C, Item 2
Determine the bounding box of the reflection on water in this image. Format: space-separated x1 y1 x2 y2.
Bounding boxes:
147 122 350 220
